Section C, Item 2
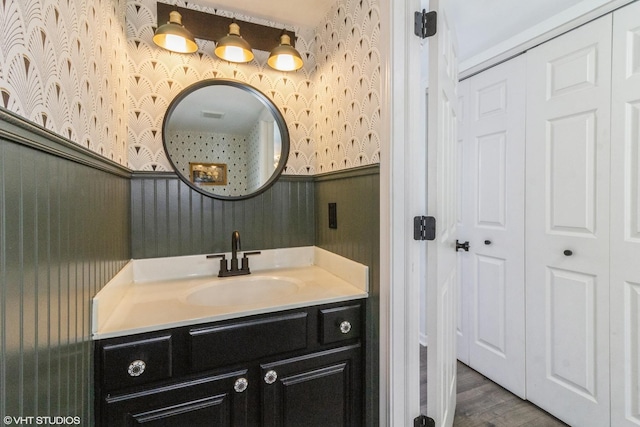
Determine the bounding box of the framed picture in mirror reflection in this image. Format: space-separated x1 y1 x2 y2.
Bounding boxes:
190 162 227 185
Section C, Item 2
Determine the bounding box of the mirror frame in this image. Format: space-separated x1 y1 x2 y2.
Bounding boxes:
162 78 290 200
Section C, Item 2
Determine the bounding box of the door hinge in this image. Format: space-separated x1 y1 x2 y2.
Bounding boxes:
414 415 436 427
414 216 436 241
414 9 437 39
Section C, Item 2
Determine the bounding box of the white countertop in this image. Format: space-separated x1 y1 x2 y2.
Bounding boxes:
92 247 368 340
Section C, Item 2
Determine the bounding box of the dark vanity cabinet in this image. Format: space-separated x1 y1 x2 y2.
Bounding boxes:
260 344 361 426
94 300 364 426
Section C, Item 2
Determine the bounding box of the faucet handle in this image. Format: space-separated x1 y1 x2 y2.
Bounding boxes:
206 254 228 276
240 251 261 272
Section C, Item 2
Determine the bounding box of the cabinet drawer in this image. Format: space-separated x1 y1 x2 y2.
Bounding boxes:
103 369 250 427
319 304 361 344
189 312 308 371
101 335 172 391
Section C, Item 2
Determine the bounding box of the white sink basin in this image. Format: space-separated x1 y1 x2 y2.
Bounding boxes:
184 275 304 307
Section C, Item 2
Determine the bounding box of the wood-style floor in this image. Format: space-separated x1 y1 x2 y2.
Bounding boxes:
420 346 568 426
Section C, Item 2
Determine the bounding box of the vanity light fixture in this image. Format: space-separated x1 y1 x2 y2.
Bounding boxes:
214 21 255 63
267 32 304 71
155 3 303 71
152 10 198 53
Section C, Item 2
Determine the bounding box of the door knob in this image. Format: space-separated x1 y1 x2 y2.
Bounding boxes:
456 240 470 252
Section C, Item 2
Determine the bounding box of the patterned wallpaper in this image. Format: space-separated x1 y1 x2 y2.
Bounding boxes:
0 0 381 174
0 0 129 165
127 0 381 174
313 0 381 172
127 0 317 173
166 129 249 196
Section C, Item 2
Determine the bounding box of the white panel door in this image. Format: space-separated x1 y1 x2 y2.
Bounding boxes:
426 0 459 425
525 15 612 427
459 55 527 398
611 2 640 426
457 78 470 365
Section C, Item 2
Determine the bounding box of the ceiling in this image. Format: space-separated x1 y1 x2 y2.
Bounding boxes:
449 0 586 62
167 85 267 134
187 0 335 28
190 0 603 63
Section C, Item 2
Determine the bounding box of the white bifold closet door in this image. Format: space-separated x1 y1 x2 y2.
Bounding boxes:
610 2 640 426
457 56 526 398
525 14 612 427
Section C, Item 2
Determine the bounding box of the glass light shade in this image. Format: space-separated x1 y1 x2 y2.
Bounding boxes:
214 22 254 63
267 34 304 71
153 11 198 53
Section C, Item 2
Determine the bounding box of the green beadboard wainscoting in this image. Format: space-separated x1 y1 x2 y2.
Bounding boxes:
315 165 380 427
0 109 131 424
130 173 316 258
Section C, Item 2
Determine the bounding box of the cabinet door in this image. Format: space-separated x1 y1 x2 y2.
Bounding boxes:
525 14 612 427
102 370 251 427
261 344 362 427
611 2 640 426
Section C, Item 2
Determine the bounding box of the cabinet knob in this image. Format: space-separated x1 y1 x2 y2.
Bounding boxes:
564 250 573 256
339 320 352 334
127 360 146 377
484 240 492 245
264 370 278 385
234 377 248 393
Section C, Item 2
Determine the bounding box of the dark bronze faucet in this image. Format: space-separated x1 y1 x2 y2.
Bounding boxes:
207 230 260 277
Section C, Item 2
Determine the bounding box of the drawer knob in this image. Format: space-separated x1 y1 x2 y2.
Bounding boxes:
234 377 248 393
264 370 278 385
339 320 352 334
127 360 146 377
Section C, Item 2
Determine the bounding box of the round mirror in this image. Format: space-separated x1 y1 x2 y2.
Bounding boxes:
162 79 289 200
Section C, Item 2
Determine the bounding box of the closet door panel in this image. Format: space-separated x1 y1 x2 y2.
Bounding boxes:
476 132 507 227
525 14 611 427
547 111 597 234
474 255 506 353
611 2 640 426
459 55 526 398
545 267 597 393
